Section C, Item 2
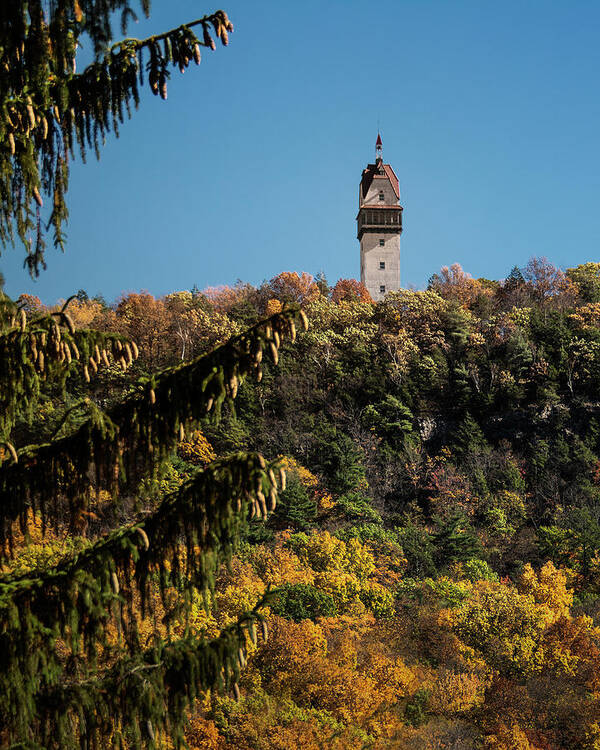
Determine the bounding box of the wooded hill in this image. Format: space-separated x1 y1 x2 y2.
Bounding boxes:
8 258 600 749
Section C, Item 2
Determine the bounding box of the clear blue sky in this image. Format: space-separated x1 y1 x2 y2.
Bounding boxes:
3 0 600 303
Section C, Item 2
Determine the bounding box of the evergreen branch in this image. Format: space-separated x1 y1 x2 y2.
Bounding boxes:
0 304 137 441
109 9 234 52
28 599 270 750
0 453 279 743
47 397 114 440
0 6 234 273
0 306 306 551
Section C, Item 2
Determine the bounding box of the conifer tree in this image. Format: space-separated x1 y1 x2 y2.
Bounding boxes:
0 3 308 747
0 0 234 274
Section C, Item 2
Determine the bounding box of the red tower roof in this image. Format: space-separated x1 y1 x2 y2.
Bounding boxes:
376 133 383 147
360 161 400 201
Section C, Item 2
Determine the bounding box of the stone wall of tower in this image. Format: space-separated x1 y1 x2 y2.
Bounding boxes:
360 232 401 301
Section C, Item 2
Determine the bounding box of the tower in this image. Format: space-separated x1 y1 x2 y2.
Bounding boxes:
357 134 403 300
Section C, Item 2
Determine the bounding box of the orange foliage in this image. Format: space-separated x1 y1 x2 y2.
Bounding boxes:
265 298 283 316
483 723 539 750
429 263 485 308
17 293 44 314
202 283 253 314
114 292 172 365
517 562 573 621
186 714 223 750
63 298 104 328
254 614 415 734
331 278 372 304
267 271 320 305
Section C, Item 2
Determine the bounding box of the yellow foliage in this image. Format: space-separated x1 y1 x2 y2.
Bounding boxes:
483 724 535 750
265 298 283 316
213 558 266 626
277 455 318 490
317 492 335 511
62 298 104 328
584 722 600 750
517 561 573 621
450 580 560 677
186 713 224 750
294 530 375 581
426 669 487 715
3 509 84 575
247 541 314 587
177 430 217 466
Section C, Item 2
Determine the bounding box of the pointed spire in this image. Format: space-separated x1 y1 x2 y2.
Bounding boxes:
375 133 383 162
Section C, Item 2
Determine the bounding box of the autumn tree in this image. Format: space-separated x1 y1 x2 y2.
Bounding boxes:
331 278 372 304
0 3 309 748
567 262 600 303
523 256 576 310
428 263 483 308
266 271 320 306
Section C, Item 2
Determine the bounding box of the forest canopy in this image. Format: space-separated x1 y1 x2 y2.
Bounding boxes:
8 259 600 748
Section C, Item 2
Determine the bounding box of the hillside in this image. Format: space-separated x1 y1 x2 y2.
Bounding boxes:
10 260 600 749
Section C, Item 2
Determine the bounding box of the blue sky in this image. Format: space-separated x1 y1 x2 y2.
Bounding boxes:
3 0 600 303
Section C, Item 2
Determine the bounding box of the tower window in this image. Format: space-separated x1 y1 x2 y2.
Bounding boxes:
379 192 385 201
380 261 385 270
380 285 386 294
379 239 385 247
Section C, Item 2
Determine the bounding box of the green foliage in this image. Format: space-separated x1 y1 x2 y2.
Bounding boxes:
336 490 382 523
538 508 600 577
359 583 395 618
404 689 431 727
567 262 600 303
433 514 483 567
363 395 413 448
0 453 281 744
450 413 490 458
311 421 366 494
398 576 469 609
337 523 402 546
0 300 307 745
33 605 270 750
270 473 317 531
461 559 498 583
0 295 135 441
397 524 437 578
10 253 600 743
271 583 337 621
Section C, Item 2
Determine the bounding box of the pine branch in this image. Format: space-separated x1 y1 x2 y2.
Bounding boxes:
0 5 234 273
109 9 233 52
0 453 279 742
0 306 306 551
0 298 138 441
28 600 270 750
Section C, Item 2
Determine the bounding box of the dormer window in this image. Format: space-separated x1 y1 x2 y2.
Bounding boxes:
379 239 385 247
379 192 385 201
380 261 385 270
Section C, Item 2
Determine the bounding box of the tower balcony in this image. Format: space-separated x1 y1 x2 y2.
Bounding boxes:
356 206 403 240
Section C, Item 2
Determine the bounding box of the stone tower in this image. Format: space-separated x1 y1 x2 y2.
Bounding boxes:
357 134 403 301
